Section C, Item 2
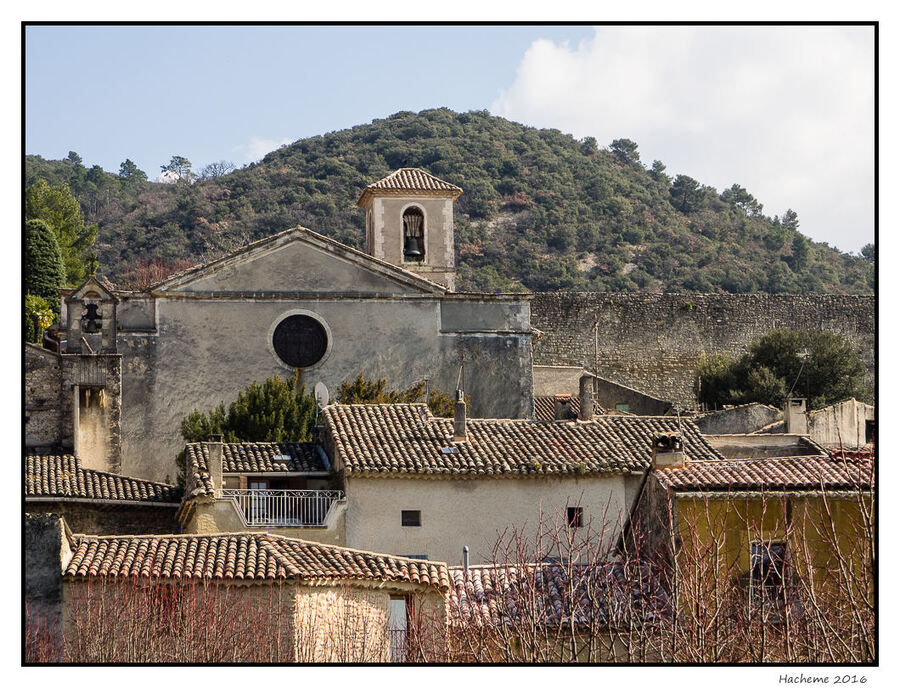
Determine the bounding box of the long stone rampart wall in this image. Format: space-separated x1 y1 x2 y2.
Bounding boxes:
531 293 875 410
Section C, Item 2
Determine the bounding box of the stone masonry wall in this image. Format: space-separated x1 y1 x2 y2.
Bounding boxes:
25 345 67 448
532 293 875 410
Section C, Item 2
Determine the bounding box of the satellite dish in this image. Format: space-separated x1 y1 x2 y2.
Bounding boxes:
314 382 330 408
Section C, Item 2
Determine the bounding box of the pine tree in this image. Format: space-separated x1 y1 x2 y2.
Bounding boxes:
24 219 66 315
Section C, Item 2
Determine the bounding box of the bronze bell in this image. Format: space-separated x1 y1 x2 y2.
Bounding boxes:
83 303 102 333
404 236 423 259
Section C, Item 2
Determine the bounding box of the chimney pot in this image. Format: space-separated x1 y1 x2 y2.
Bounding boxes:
652 433 685 467
579 375 594 421
554 395 575 420
463 545 470 573
453 390 467 442
207 437 224 493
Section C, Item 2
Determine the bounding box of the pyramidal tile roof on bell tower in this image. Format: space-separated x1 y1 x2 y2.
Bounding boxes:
357 168 462 205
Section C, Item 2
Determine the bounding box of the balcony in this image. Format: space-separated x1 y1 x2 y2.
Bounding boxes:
220 489 344 528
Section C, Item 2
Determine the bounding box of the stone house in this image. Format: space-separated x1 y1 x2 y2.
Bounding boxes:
40 168 533 485
26 453 181 534
26 514 449 663
177 440 345 545
623 449 874 622
319 400 724 565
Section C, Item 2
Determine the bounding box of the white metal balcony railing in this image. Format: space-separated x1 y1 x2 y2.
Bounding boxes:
220 489 344 527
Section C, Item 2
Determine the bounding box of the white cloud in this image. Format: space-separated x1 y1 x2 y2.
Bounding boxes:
232 136 294 163
492 26 874 252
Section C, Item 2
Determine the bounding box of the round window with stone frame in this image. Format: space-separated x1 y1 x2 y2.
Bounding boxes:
272 314 329 368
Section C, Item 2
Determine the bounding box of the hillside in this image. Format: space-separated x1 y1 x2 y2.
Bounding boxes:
25 108 873 294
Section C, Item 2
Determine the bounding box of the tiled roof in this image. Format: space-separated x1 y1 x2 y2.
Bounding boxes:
448 563 670 628
654 455 874 492
26 453 180 503
322 404 722 477
533 395 582 421
185 442 328 498
361 168 462 195
828 448 874 461
64 532 449 589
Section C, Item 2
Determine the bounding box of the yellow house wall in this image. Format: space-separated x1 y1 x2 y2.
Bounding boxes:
673 494 872 604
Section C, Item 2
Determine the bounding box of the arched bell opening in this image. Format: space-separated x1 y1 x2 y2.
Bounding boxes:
402 207 425 263
81 291 103 334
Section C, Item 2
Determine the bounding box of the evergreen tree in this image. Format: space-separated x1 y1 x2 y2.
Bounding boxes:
25 179 97 285
24 219 66 314
609 138 640 165
860 243 875 264
669 175 705 213
788 235 810 271
119 159 148 186
180 372 318 444
699 329 867 410
336 373 460 417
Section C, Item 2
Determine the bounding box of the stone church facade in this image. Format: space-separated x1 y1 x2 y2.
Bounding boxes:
42 169 533 483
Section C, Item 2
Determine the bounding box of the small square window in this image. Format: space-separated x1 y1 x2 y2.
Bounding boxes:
865 420 875 444
401 510 421 527
567 507 583 529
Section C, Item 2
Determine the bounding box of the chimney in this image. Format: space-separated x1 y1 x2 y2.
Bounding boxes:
453 390 467 442
579 374 594 421
652 434 685 467
784 398 808 434
554 395 575 420
463 545 470 573
207 434 224 493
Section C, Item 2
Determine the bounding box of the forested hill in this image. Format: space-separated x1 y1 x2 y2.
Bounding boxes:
25 108 873 293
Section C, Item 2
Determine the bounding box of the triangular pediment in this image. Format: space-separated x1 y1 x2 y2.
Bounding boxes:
64 276 119 303
153 227 446 295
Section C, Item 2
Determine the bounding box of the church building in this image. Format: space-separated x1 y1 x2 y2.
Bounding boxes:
36 169 534 483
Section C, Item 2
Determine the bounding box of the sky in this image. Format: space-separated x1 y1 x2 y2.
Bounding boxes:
25 24 874 253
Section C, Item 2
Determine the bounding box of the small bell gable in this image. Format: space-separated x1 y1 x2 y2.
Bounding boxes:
64 276 118 354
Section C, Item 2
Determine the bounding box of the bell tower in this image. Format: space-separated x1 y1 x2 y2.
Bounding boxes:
357 168 462 290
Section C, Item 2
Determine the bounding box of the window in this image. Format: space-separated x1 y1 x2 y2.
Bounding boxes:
402 207 425 262
402 554 429 560
272 314 328 368
865 420 875 444
750 541 788 608
567 506 583 529
388 596 408 662
401 510 421 527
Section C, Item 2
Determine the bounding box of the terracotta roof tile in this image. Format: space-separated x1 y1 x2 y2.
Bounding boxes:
654 454 874 492
448 563 670 628
533 395 582 421
322 404 722 477
185 442 328 497
25 453 180 503
362 168 462 194
64 532 449 589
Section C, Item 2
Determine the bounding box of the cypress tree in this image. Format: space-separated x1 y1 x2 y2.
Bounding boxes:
25 219 65 315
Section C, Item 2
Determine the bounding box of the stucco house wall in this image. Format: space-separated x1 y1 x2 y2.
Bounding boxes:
180 498 347 547
344 474 644 565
